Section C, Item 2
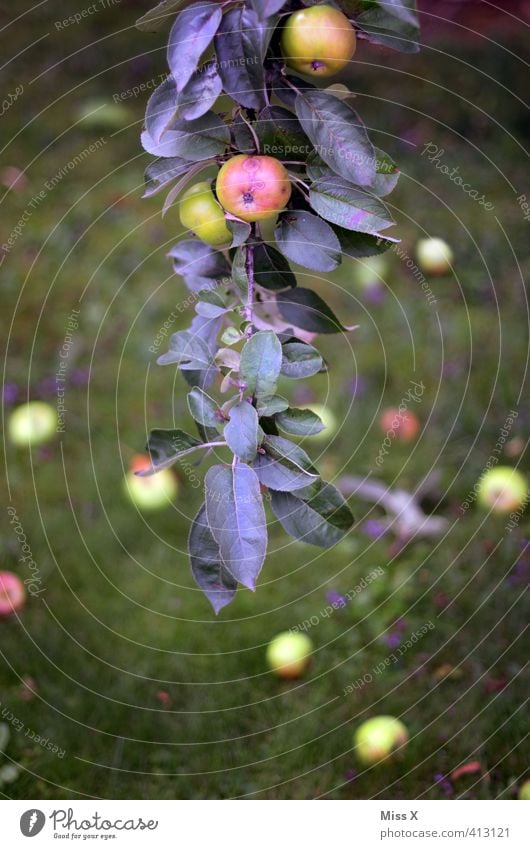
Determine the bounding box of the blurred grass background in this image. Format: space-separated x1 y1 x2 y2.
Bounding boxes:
0 1 528 799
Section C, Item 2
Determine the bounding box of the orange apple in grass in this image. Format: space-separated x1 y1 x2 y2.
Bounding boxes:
215 155 291 223
280 6 357 77
123 454 178 511
0 572 26 618
379 407 421 443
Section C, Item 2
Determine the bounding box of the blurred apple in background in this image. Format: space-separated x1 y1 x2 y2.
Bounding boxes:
123 454 178 511
8 402 57 447
305 403 339 442
379 407 420 442
518 779 530 799
477 466 527 514
266 631 313 679
353 716 409 765
416 237 454 276
0 572 26 618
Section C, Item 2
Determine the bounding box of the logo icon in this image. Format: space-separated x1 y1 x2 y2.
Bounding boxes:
20 810 46 837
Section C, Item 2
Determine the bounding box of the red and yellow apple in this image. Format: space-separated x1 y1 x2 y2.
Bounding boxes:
477 466 527 514
123 454 178 511
0 572 26 618
179 181 231 246
281 6 357 77
353 716 409 765
379 407 420 443
216 155 291 223
8 401 57 447
266 631 313 679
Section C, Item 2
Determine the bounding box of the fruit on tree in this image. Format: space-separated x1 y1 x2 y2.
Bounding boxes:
8 402 57 447
518 779 530 800
266 631 313 679
379 407 420 442
123 454 178 511
353 716 409 765
280 5 357 77
179 181 231 246
477 466 528 514
216 155 291 223
0 572 26 618
416 237 454 276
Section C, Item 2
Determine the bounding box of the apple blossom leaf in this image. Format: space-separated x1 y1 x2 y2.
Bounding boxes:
139 428 203 474
280 341 323 379
145 75 178 143
274 210 341 272
295 90 376 187
256 106 311 161
187 387 224 430
372 148 400 197
141 111 230 161
226 219 252 248
334 226 398 259
253 241 297 291
273 73 317 110
182 314 223 390
157 329 214 368
143 156 192 197
309 177 395 235
270 481 354 547
175 60 223 121
231 247 249 298
256 394 289 417
224 401 260 462
239 330 283 401
248 0 287 20
189 504 238 614
276 288 355 334
275 408 325 436
355 0 420 54
214 7 277 110
136 0 189 32
167 2 223 92
204 463 267 589
168 240 229 291
253 434 319 492
230 114 257 154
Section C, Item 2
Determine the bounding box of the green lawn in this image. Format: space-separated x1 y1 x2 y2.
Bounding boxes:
1 4 528 799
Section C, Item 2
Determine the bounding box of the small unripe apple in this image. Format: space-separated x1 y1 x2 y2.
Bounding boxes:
379 407 420 443
353 716 409 765
0 572 26 618
477 466 528 514
179 181 231 246
518 779 530 800
8 402 57 447
216 155 291 223
266 631 313 679
281 6 357 77
124 454 178 511
416 237 454 276
305 403 338 442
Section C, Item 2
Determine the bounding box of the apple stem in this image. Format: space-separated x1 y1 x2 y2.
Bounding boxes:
244 232 256 336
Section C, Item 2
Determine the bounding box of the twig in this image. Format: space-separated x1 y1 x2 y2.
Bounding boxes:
244 227 256 336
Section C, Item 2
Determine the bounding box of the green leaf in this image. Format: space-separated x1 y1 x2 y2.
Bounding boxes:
276 288 355 334
248 0 287 20
231 246 249 298
275 210 341 272
204 464 267 589
334 227 398 259
189 504 237 613
175 60 223 121
145 75 178 143
281 341 323 378
169 240 229 291
136 0 188 32
256 106 311 161
239 331 283 401
140 428 204 474
157 330 213 368
256 394 289 416
224 401 259 462
295 90 376 187
372 148 400 197
309 177 395 235
188 387 223 429
167 2 223 92
253 241 297 290
356 0 420 53
270 481 354 547
227 219 252 248
253 434 319 491
275 408 325 436
214 7 276 110
141 111 230 161
143 156 191 198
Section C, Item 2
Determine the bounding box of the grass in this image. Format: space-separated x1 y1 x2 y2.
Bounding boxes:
0 4 528 799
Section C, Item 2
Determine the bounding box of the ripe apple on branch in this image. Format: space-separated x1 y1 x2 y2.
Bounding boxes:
132 0 421 612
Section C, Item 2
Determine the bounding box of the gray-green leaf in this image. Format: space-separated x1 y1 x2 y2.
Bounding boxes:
224 402 259 463
189 504 237 614
270 481 353 547
276 408 325 436
239 331 283 401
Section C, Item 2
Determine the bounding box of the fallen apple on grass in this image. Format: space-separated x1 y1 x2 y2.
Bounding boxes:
477 466 528 514
0 572 26 618
379 407 420 443
416 237 454 276
8 402 57 447
266 631 313 679
353 715 409 765
123 454 178 511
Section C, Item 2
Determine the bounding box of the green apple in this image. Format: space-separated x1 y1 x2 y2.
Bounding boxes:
416 237 454 276
305 403 338 442
477 466 527 514
281 6 357 77
353 716 409 765
216 155 291 223
124 454 178 511
266 631 313 679
8 402 57 447
179 181 231 246
518 779 530 800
